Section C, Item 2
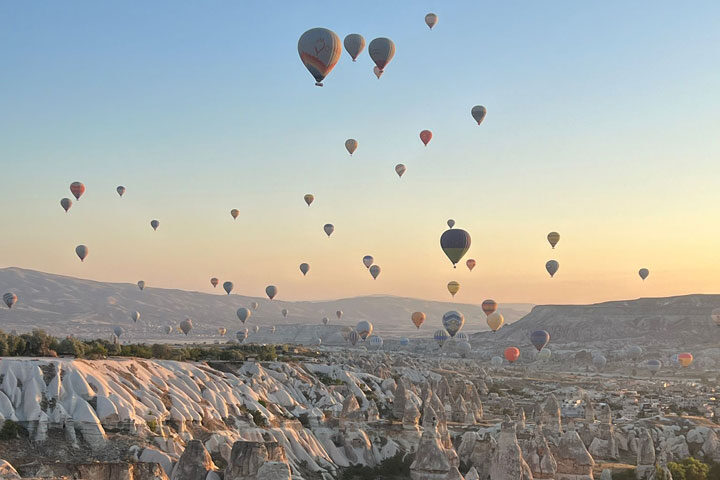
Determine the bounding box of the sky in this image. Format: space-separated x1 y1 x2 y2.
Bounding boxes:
1 1 720 305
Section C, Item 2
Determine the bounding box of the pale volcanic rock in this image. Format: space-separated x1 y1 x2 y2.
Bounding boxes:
410 415 452 480
522 425 556 479
555 429 594 480
488 417 533 480
701 428 720 462
171 439 217 480
224 440 288 480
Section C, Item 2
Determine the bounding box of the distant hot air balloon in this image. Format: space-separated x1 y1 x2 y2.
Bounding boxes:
210 277 219 288
114 326 124 338
223 281 234 295
265 285 277 300
282 308 289 318
75 245 88 262
593 354 607 371
271 325 276 333
116 186 126 197
300 263 310 276
345 139 358 155
180 318 192 335
628 345 643 359
547 232 560 249
60 198 72 212
131 311 140 323
230 209 239 220
349 330 359 345
336 310 343 320
373 66 383 79
369 265 381 279
434 329 449 347
137 280 145 291
482 299 498 316
411 311 426 329
487 312 504 332
3 293 17 309
442 311 465 337
395 164 406 178
440 229 471 267
324 224 335 237
400 337 410 346
70 182 85 200
425 13 438 29
466 259 476 271
455 332 469 342
237 307 251 324
419 130 432 146
537 349 551 361
368 37 395 73
447 281 460 297
356 320 373 340
638 268 649 280
677 352 693 367
530 330 550 351
304 194 314 206
251 301 259 310
447 219 455 228
298 28 342 86
322 316 329 326
363 256 374 269
218 327 227 336
504 347 520 364
237 329 248 342
711 308 720 326
150 219 159 231
343 33 365 61
368 335 383 349
647 359 662 374
163 325 173 335
491 356 504 367
546 260 559 277
471 105 487 125
253 325 260 333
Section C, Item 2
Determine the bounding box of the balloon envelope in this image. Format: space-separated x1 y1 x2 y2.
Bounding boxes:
400 337 410 346
265 285 277 300
223 281 234 295
236 329 248 342
116 186 126 197
163 325 173 335
349 330 359 346
547 232 560 249
530 330 550 351
131 311 140 323
304 194 314 206
60 198 72 212
180 318 192 335
75 245 88 262
369 265 381 279
466 259 476 271
282 308 289 318
150 219 159 231
447 281 460 297
546 260 559 277
395 164 406 177
538 349 551 361
298 28 342 86
647 359 662 372
210 278 219 288
336 310 343 319
481 299 498 316
218 327 227 336
322 316 329 325
425 13 438 29
345 139 358 155
471 105 487 125
504 347 520 363
3 293 17 309
677 352 693 367
300 263 310 276
368 335 383 348
639 268 649 280
363 255 374 268
434 329 449 346
70 181 85 200
324 224 334 236
114 326 124 338
455 332 469 342
236 308 251 323
442 311 465 337
491 356 503 367
487 312 504 332
343 33 365 61
411 311 426 329
440 229 471 267
447 219 455 228
593 354 607 370
230 209 239 219
368 37 395 71
419 130 432 146
356 321 373 340
251 301 259 310
137 281 145 291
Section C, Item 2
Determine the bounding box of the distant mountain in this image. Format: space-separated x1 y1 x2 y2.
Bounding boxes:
0 267 532 343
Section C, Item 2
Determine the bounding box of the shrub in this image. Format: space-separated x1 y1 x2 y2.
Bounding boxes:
0 420 23 440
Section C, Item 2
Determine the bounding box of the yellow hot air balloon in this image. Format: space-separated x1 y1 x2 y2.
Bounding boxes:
411 311 426 329
447 281 460 297
678 353 693 368
345 139 358 155
547 232 560 249
304 194 314 206
486 312 504 332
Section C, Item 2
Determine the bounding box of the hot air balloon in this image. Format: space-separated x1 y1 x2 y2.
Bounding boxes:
447 219 455 228
114 326 124 338
237 307 251 324
137 281 145 291
466 259 476 271
271 325 276 333
230 209 239 220
282 308 289 318
628 345 643 359
419 130 432 146
400 337 410 346
70 182 85 200
300 263 310 276
218 327 227 336
210 277 219 288
131 311 140 323
593 354 607 371
363 256 374 269
251 301 259 310
324 224 334 237
304 194 314 206
298 28 342 86
455 332 469 342
336 310 343 320
163 325 173 335
369 265 381 279
253 325 260 333
482 299 498 316
3 293 17 309
411 311 426 329
116 186 126 197
440 228 471 267
368 335 383 349
345 139 358 155
343 33 365 61
180 318 193 335
237 329 248 342
447 281 460 297
373 66 383 79
266 285 277 300
487 312 504 332
395 164 406 177
547 232 560 249
530 330 550 351
434 329 449 347
349 330 359 346
504 347 520 363
425 13 438 29
322 316 329 326
638 268 649 280
442 311 465 337
647 359 662 374
60 198 72 212
546 260 559 277
538 349 551 361
356 321 373 340
491 356 503 367
471 105 487 125
75 245 88 262
712 308 720 326
368 37 395 73
223 281 233 295
150 220 159 231
677 353 693 367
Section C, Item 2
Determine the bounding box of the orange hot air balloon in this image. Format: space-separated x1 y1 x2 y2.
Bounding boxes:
466 259 476 271
481 299 498 316
420 130 432 146
677 352 693 367
411 311 426 329
504 347 520 364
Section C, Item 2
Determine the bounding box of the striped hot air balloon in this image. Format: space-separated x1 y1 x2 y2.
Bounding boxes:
356 321 373 340
298 28 342 87
442 311 465 337
3 293 17 309
434 329 449 347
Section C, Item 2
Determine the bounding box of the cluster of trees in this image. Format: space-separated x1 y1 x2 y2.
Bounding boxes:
664 457 720 480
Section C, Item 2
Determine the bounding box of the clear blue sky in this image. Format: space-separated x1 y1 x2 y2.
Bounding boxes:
1 1 720 304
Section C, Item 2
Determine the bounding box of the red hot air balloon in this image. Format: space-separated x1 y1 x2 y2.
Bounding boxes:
504 347 520 364
420 130 432 146
466 259 476 271
70 182 85 200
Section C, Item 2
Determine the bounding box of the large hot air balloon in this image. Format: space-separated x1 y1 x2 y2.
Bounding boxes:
363 256 374 269
638 268 649 280
3 293 17 309
546 260 559 277
411 311 426 329
677 352 693 367
345 139 358 155
137 280 145 291
210 277 219 288
237 329 248 342
322 316 329 326
114 326 124 338
419 130 432 146
237 307 251 324
180 318 193 335
324 224 334 237
223 281 234 295
116 186 126 197
434 329 449 347
336 310 343 320
482 299 498 316
356 321 373 340
447 281 460 297
530 330 550 351
466 259 476 271
298 28 342 86
60 198 72 213
368 335 383 349
131 311 140 323
491 356 504 367
300 263 310 276
440 229 471 267
471 105 487 125
487 312 504 332
369 265 381 279
395 164 406 178
70 182 85 200
251 301 259 310
593 354 607 371
373 66 383 79
230 209 239 220
349 330 359 346
425 13 438 29
647 359 662 374
368 37 395 72
547 232 560 249
343 33 365 61
150 219 159 231
75 245 88 262
218 327 227 336
504 347 520 364
281 308 289 318
447 219 455 228
711 307 720 326
304 194 314 206
266 285 277 300
442 311 465 337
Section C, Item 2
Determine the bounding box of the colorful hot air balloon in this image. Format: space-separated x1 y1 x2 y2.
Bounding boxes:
638 268 649 280
369 265 381 279
345 139 358 155
411 311 426 329
530 330 550 351
116 186 126 197
447 281 460 297
230 209 239 220
3 293 17 309
75 245 88 262
593 354 607 371
336 310 343 320
419 130 432 146
60 198 72 213
251 301 259 310
210 277 219 288
70 182 85 200
131 311 140 323
114 326 124 338
546 260 559 277
363 255 374 268
223 281 234 295
466 259 476 271
647 359 662 374
482 299 498 316
440 229 471 267
266 285 277 300
368 335 383 349
711 308 720 326
298 28 342 87
137 281 145 291
356 320 373 340
150 219 159 231
395 164 406 177
349 330 359 346
282 308 289 318
343 33 365 61
677 352 693 367
400 337 410 346
236 307 251 324
218 327 227 336
425 13 438 29
324 224 335 236
447 219 455 228
322 316 329 326
487 312 504 332
471 105 487 125
304 194 314 206
368 37 395 72
547 232 560 249
180 318 193 335
434 329 449 347
504 347 520 364
300 263 310 276
442 311 465 337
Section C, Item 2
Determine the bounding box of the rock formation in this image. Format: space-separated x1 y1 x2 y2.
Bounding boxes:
224 441 288 480
522 424 557 479
488 417 533 480
171 440 217 480
636 428 656 480
555 429 594 480
410 413 452 480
